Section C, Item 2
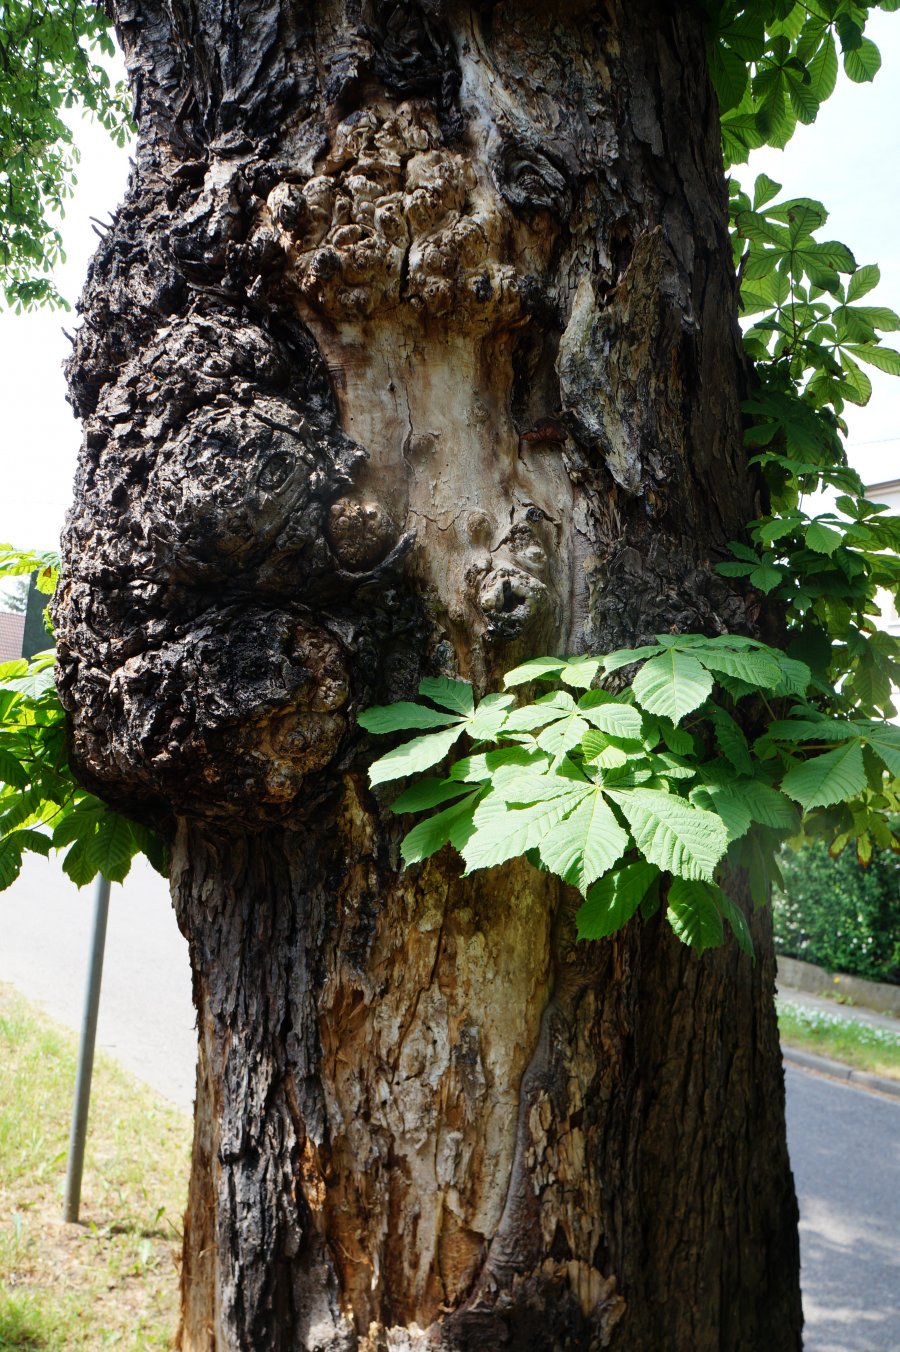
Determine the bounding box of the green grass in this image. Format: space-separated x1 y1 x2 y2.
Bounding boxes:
0 984 191 1350
777 997 900 1082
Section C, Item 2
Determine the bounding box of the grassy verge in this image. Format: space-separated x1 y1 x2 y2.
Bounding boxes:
0 983 190 1350
777 997 900 1082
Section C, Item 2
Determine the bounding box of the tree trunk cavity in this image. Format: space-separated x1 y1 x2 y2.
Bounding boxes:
54 1 803 1347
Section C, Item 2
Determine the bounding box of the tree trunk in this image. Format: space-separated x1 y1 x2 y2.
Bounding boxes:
54 1 802 1347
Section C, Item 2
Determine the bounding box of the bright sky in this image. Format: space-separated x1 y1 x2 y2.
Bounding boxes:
0 61 132 553
0 19 898 554
750 8 900 490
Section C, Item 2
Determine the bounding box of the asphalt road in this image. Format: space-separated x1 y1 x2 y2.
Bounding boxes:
2 855 898 1350
0 852 195 1112
786 1065 900 1352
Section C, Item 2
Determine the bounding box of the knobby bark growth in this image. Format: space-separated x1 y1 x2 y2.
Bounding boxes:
54 1 803 1347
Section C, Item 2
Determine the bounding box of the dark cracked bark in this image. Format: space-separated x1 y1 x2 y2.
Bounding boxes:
54 1 803 1348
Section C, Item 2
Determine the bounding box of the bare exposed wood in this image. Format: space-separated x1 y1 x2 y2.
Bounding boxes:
54 2 802 1347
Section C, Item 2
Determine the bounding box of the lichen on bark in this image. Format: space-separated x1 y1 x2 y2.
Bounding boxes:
54 2 803 1348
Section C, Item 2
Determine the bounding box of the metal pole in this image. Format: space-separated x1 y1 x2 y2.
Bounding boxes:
63 875 112 1223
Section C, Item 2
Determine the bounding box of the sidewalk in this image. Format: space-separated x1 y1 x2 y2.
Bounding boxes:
777 983 900 1033
0 852 195 1113
777 982 900 1099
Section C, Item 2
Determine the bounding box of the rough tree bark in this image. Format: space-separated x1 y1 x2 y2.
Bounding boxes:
54 1 803 1348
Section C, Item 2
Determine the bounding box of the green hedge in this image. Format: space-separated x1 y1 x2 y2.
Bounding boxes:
774 839 900 985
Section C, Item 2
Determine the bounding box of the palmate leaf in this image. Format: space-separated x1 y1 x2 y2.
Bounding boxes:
770 656 812 697
418 676 474 716
536 713 591 758
50 801 106 848
844 343 900 376
805 519 843 555
358 703 461 734
780 741 868 809
85 814 138 884
400 791 481 865
807 29 838 104
847 264 880 302
502 691 576 733
666 879 724 954
844 36 881 82
0 1 131 309
0 666 56 700
689 785 752 843
600 645 663 675
753 173 782 210
660 722 694 757
369 724 466 786
693 776 797 841
838 350 872 405
580 701 644 742
558 656 603 689
503 656 572 686
0 837 23 890
0 546 60 582
582 736 629 770
844 646 896 717
749 560 783 592
709 708 754 775
362 668 510 782
632 650 713 723
860 723 900 776
448 746 539 783
390 779 473 814
0 784 47 834
766 715 858 743
691 646 783 688
467 692 516 740
709 38 750 110
9 827 52 859
576 862 660 940
355 531 900 964
62 836 95 888
605 788 729 882
839 306 900 334
713 887 754 957
502 655 601 689
0 749 30 790
537 790 630 896
128 821 168 878
733 779 798 832
462 790 578 874
490 762 587 804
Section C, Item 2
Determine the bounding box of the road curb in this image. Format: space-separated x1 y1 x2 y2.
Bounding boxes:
782 1044 900 1100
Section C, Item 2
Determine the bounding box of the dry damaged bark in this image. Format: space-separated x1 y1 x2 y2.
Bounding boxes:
54 1 803 1348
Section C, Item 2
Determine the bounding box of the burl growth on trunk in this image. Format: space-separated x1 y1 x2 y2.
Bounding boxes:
53 2 801 1349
